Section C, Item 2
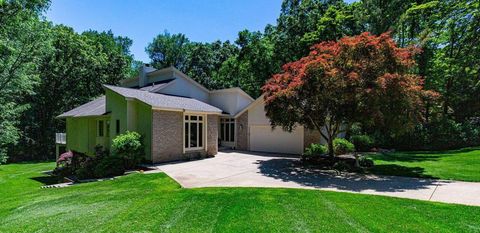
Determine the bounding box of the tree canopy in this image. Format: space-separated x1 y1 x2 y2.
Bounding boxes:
1 0 479 162
262 33 436 156
0 1 138 162
0 0 51 163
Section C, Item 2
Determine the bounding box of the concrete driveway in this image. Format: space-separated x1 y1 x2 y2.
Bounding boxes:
151 150 480 207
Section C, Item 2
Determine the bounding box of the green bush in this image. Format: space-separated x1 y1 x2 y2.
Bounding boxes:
93 156 125 178
350 135 374 152
358 156 374 168
333 138 355 155
111 131 144 169
0 152 7 164
303 143 328 159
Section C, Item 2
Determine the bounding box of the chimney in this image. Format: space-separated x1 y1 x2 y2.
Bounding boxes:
139 64 149 87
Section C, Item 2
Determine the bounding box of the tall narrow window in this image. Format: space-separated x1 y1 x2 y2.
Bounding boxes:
198 122 203 147
220 118 235 142
184 115 205 150
106 120 110 137
98 120 104 137
116 120 120 134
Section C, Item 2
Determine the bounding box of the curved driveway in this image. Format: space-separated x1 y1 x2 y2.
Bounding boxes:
151 150 480 207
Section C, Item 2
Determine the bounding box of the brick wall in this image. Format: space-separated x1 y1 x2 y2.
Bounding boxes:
151 110 219 163
151 110 183 163
236 111 248 150
207 115 218 156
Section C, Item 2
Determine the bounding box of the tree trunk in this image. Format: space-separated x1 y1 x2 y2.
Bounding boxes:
327 137 335 158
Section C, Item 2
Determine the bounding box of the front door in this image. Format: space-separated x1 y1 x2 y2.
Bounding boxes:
219 118 235 148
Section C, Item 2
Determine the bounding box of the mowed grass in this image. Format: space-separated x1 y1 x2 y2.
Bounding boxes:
367 147 480 182
1 162 480 233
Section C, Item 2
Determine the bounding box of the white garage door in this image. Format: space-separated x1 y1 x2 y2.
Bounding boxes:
249 125 304 154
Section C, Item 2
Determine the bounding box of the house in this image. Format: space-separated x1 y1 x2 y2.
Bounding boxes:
56 65 322 163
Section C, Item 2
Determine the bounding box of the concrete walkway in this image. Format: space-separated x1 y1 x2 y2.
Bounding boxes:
151 151 480 207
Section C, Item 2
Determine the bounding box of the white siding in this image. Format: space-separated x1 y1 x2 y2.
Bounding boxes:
158 77 209 102
247 98 304 154
248 99 271 126
209 90 253 116
249 126 304 154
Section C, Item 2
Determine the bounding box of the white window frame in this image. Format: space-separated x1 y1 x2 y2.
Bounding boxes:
183 114 205 151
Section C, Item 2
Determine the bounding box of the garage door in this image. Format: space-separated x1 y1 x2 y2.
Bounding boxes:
249 125 304 154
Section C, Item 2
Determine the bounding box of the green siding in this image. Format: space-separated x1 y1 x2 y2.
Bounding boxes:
135 101 153 161
106 89 127 137
66 89 153 160
105 88 153 160
66 117 98 155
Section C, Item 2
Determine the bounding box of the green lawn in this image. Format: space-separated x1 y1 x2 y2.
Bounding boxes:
366 147 480 182
1 162 480 233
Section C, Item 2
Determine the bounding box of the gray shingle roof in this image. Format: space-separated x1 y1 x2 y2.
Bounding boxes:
57 96 107 118
104 85 222 113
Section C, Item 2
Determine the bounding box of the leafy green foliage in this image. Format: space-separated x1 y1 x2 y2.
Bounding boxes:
146 31 190 70
333 138 355 155
54 148 125 180
0 0 50 162
10 25 136 161
93 156 125 178
111 131 144 169
350 135 374 152
358 156 374 168
214 30 279 97
146 31 239 90
303 143 328 159
381 118 480 151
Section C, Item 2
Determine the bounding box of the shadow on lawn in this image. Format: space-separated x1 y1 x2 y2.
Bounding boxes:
30 176 62 185
257 158 442 193
367 164 438 179
368 153 441 163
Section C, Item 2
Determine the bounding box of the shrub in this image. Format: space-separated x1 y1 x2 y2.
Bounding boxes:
358 156 374 168
304 143 328 157
93 156 125 178
0 152 8 164
57 151 74 166
53 147 124 180
350 135 374 152
111 131 144 169
333 138 355 155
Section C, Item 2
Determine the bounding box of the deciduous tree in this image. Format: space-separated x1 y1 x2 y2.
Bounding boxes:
262 33 436 156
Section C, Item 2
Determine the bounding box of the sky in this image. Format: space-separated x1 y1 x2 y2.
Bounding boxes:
46 0 284 62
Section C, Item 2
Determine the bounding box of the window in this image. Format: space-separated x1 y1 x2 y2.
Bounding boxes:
98 120 104 137
220 118 235 142
184 114 204 150
106 120 110 137
116 120 120 134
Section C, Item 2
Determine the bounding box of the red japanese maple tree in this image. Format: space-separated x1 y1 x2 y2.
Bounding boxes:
262 32 437 157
